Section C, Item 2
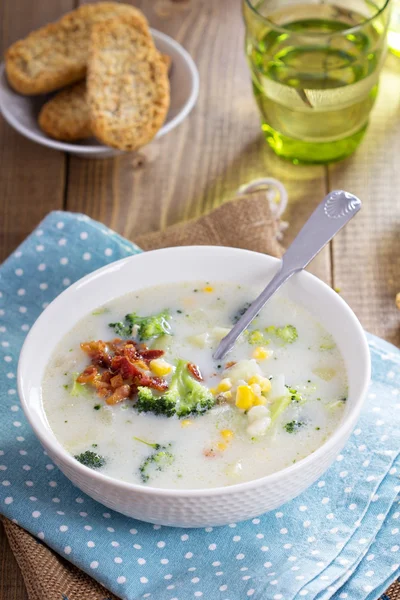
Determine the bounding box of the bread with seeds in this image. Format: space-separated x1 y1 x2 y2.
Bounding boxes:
38 81 91 141
37 54 171 142
5 3 149 95
87 15 170 151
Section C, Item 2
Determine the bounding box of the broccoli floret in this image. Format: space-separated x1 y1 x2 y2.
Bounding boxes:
109 310 171 340
265 325 298 344
136 386 154 405
284 420 305 433
139 450 174 483
275 325 298 344
246 330 268 345
70 372 89 397
136 387 176 417
287 386 305 404
108 320 132 337
74 450 106 469
134 438 174 483
129 311 171 341
136 360 215 418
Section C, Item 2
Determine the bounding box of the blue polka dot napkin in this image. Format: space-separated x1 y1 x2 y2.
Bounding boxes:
0 211 399 600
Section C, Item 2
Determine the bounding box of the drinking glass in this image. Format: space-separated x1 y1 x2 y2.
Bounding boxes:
243 0 392 164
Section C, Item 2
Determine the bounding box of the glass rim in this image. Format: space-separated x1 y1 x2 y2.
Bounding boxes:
243 0 391 35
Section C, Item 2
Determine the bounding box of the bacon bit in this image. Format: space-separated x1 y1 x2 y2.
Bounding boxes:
109 340 164 364
93 380 110 390
111 356 142 380
95 384 112 398
76 339 169 405
135 359 149 371
110 373 124 389
203 448 217 458
148 376 169 392
81 341 103 355
123 344 141 362
101 371 112 383
106 384 131 405
97 355 111 368
225 361 236 369
77 366 98 384
187 362 203 381
109 339 129 354
81 340 111 368
140 349 164 360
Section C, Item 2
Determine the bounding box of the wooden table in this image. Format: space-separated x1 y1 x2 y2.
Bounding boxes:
1 0 399 597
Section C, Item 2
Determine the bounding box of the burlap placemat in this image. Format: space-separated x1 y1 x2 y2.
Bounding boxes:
1 190 398 600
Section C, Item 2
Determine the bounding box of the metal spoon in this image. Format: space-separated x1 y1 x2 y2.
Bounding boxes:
213 190 361 361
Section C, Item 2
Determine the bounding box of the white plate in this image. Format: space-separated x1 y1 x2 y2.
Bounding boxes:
0 29 199 158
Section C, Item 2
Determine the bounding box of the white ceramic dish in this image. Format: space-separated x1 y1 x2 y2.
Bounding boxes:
18 247 371 527
0 29 199 159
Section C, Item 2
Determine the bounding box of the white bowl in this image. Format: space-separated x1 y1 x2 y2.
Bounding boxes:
18 247 370 527
0 29 199 159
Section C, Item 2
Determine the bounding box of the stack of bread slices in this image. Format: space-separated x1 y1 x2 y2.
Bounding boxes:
5 2 170 151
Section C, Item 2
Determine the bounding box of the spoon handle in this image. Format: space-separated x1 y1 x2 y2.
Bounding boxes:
213 190 361 361
281 189 361 272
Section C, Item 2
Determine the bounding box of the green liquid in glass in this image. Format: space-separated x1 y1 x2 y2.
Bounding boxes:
245 3 384 163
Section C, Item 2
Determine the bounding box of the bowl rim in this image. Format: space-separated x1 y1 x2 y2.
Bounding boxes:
18 246 371 498
0 28 200 155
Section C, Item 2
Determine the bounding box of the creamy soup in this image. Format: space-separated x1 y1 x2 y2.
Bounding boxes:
42 281 347 489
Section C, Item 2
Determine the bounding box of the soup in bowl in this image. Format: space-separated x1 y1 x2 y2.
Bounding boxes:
18 247 370 527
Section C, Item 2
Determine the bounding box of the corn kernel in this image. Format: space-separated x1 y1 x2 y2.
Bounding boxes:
235 385 258 410
203 286 214 293
210 387 217 395
248 374 262 385
181 419 193 428
252 346 270 360
248 374 271 394
220 429 234 440
217 442 228 451
217 378 232 392
250 383 262 396
149 358 173 377
253 396 267 406
259 377 272 394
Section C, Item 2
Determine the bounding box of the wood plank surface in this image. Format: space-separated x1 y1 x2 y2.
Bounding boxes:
0 0 399 599
0 0 75 594
66 0 331 283
329 57 400 345
0 0 71 262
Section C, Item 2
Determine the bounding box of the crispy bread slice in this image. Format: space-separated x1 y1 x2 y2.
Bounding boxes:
5 3 148 95
87 15 170 151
